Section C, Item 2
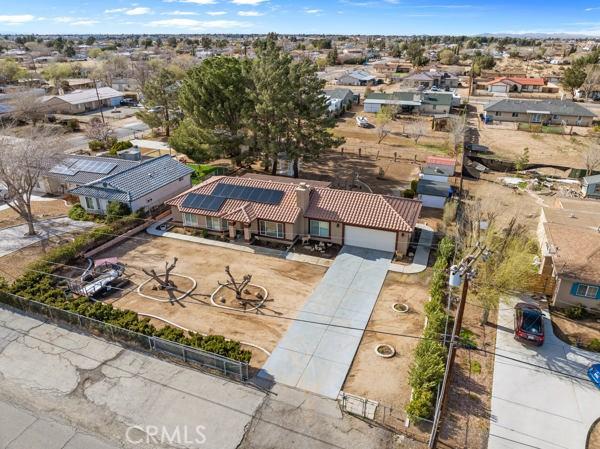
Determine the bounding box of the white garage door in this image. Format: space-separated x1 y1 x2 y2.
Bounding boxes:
363 102 381 113
490 84 507 93
344 226 396 252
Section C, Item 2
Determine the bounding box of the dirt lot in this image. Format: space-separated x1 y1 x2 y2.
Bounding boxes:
343 271 430 424
0 200 69 229
90 236 326 367
439 300 497 449
550 308 600 350
476 121 593 167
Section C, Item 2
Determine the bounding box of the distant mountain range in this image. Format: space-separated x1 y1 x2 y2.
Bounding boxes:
479 32 599 39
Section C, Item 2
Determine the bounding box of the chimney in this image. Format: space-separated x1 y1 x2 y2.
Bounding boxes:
295 182 310 212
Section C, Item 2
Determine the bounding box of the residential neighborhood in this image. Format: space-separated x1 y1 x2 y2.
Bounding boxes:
1 4 600 449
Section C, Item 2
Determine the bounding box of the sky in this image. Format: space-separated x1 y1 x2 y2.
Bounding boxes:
0 0 600 36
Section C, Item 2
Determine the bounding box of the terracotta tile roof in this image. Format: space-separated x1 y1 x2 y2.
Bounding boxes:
486 77 545 86
167 175 422 233
426 156 456 166
305 188 421 232
166 176 302 224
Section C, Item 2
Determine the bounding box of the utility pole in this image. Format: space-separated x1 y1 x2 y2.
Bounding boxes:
428 244 489 449
93 78 105 124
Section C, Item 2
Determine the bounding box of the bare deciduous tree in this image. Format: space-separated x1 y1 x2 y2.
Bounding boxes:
0 128 61 235
375 106 393 144
85 117 115 147
583 139 600 175
8 88 45 125
580 65 600 100
406 119 428 143
448 115 467 156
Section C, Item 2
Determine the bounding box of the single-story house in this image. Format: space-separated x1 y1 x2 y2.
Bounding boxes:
41 155 140 195
483 99 595 126
403 70 459 89
111 78 139 93
41 87 124 114
324 88 356 110
420 156 456 182
484 77 548 94
336 70 377 86
537 200 600 311
363 90 455 115
70 155 193 215
581 174 600 198
416 179 451 209
166 175 422 255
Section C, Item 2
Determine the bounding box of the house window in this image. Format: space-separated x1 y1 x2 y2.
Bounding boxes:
512 112 519 117
309 220 330 238
496 112 502 117
259 220 284 239
84 197 97 210
575 284 599 298
552 114 560 120
182 213 198 227
206 216 227 231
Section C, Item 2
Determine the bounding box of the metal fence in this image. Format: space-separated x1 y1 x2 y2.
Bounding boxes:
338 391 433 444
0 292 249 382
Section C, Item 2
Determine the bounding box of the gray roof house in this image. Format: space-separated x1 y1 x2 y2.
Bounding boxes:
363 90 454 115
69 155 193 215
404 70 459 89
582 174 600 198
484 99 595 126
336 70 377 86
416 179 451 209
41 155 140 194
41 87 123 114
323 88 356 107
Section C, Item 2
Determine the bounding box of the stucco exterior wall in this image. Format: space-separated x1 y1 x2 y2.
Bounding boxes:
552 277 600 312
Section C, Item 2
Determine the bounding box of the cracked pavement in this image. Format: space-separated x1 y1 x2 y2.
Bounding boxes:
0 307 406 449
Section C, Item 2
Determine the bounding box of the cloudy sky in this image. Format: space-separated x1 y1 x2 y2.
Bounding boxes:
0 0 599 36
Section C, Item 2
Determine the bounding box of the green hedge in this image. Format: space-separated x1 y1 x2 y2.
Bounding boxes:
406 236 454 421
2 216 251 363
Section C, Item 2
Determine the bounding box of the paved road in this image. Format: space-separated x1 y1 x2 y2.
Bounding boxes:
489 296 600 449
64 119 149 153
0 307 402 449
259 246 392 398
0 217 95 257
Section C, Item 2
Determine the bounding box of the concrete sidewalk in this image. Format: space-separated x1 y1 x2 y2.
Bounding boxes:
389 223 433 274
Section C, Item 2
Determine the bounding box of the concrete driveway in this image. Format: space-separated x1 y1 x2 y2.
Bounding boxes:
258 246 392 398
0 217 95 257
489 296 600 449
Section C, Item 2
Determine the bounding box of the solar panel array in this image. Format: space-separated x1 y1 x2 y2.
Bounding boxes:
181 193 226 212
212 183 285 205
49 158 118 176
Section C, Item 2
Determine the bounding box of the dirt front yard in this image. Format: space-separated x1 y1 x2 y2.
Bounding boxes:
90 236 326 368
342 270 430 430
0 200 69 229
550 308 600 351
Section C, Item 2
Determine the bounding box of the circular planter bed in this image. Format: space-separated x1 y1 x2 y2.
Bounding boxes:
392 303 410 314
137 273 197 302
210 283 269 312
374 344 396 358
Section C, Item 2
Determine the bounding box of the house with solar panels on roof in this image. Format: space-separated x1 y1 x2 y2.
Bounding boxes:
166 173 422 255
56 155 194 215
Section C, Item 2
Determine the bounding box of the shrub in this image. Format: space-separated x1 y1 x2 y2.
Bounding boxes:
402 189 415 198
65 118 80 132
88 140 105 152
68 204 90 221
588 339 600 353
565 304 587 320
406 388 435 422
109 140 133 156
106 201 131 223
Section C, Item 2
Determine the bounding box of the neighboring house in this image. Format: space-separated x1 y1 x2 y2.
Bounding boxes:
483 99 595 126
324 88 355 110
363 90 455 115
484 77 548 94
581 174 600 198
111 78 139 93
41 155 140 195
166 175 422 255
420 156 456 182
336 70 377 86
70 155 193 215
537 199 600 311
41 87 123 114
403 70 459 89
416 179 451 209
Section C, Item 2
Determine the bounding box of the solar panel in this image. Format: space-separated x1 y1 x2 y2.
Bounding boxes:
212 183 284 205
181 193 226 212
49 164 77 176
72 159 117 174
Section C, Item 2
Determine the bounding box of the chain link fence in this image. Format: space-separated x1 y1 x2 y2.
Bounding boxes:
0 292 249 382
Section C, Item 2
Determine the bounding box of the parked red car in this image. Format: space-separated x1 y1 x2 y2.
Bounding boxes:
514 303 545 346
